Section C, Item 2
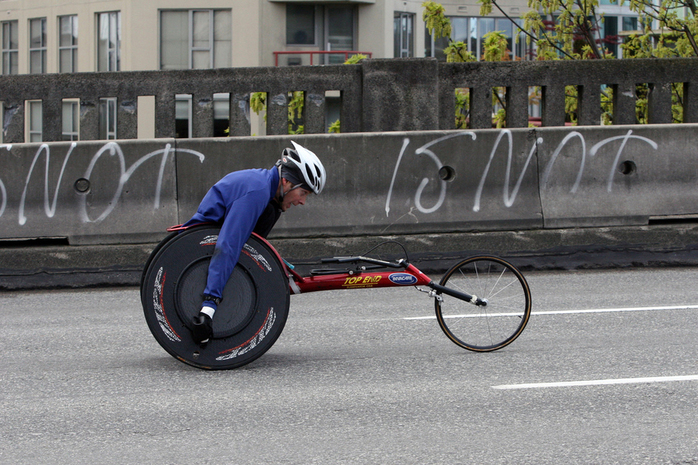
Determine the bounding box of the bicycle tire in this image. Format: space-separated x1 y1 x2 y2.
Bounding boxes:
141 225 290 370
434 256 531 352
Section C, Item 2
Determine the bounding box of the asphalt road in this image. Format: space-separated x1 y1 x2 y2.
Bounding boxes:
2 266 698 464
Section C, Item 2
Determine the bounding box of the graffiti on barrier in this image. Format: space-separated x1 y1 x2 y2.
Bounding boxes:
0 128 663 232
0 141 205 225
385 129 658 217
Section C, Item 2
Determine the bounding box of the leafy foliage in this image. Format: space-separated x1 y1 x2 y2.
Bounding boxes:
475 0 695 124
422 1 453 39
328 119 341 133
345 53 369 64
425 1 513 128
247 55 367 135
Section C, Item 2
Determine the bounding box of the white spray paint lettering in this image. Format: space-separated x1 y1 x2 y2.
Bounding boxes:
386 131 476 217
386 129 658 216
0 145 10 219
1 141 205 224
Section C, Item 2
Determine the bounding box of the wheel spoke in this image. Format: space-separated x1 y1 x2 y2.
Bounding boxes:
435 256 531 352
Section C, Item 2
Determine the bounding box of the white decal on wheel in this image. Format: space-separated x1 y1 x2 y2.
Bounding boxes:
152 267 181 342
216 308 276 361
200 235 218 246
242 243 272 272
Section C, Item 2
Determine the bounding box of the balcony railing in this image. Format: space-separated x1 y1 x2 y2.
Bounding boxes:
274 50 373 66
0 57 696 143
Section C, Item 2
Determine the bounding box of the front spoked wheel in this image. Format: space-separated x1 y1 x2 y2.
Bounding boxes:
435 256 531 352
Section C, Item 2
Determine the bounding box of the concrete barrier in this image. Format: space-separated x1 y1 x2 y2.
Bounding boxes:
537 124 698 227
175 130 545 239
2 123 698 290
0 140 184 244
1 124 698 246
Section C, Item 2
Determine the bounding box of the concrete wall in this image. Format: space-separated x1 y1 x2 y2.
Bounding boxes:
1 124 697 246
3 58 697 143
0 140 180 244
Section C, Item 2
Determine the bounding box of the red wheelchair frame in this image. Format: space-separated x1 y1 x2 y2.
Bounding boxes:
253 232 532 354
145 224 532 370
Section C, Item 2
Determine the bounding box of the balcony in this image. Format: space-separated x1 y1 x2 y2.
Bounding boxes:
274 50 372 66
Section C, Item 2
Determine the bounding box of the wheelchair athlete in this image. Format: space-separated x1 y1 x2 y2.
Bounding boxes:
183 141 326 344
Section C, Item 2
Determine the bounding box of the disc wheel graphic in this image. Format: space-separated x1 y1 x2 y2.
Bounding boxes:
141 225 289 370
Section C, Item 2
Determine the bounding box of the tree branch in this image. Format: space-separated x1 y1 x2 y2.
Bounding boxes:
683 24 698 56
573 0 603 58
489 0 577 59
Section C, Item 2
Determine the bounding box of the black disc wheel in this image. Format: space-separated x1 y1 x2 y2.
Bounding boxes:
141 225 290 370
435 256 531 352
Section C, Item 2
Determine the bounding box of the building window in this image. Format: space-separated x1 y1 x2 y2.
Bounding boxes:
394 12 414 57
427 15 640 61
326 6 355 62
285 5 356 64
160 10 232 70
62 99 79 141
59 15 78 73
27 100 43 142
29 18 47 74
98 12 121 71
2 20 18 75
622 16 639 31
287 4 316 45
603 16 640 58
426 17 532 61
173 94 229 137
602 16 620 58
99 98 117 139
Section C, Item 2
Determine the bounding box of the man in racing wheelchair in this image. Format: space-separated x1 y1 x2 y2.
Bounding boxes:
183 141 326 344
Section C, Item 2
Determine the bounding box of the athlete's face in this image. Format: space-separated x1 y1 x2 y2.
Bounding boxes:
281 182 311 211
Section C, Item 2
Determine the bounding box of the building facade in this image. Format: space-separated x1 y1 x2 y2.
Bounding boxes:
0 0 641 141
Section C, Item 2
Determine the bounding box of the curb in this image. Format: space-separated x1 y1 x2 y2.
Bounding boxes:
2 224 698 291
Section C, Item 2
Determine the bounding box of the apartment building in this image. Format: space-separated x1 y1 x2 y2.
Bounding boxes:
0 0 640 141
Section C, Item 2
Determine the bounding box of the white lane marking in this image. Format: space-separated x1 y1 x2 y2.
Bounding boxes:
532 304 698 316
403 304 698 320
493 374 698 390
405 312 522 320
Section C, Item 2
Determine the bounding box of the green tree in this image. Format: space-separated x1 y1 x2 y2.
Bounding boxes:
475 0 695 123
424 2 511 127
422 1 452 40
480 0 697 59
250 90 304 134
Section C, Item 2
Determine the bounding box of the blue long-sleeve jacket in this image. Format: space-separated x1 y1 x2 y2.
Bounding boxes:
183 167 280 307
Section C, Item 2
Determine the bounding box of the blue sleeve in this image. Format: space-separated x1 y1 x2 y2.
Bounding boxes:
202 191 270 301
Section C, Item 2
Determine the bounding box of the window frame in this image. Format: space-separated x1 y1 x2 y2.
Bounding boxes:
190 9 213 69
2 20 18 75
159 9 232 70
99 97 117 140
97 11 121 72
59 15 78 73
425 16 534 61
394 12 415 58
62 99 80 141
29 17 47 74
27 100 43 142
175 94 192 138
286 4 319 46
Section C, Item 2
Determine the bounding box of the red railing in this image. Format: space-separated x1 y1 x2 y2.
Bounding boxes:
274 50 372 66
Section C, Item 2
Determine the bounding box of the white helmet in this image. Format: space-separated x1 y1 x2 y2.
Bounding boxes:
279 141 326 195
